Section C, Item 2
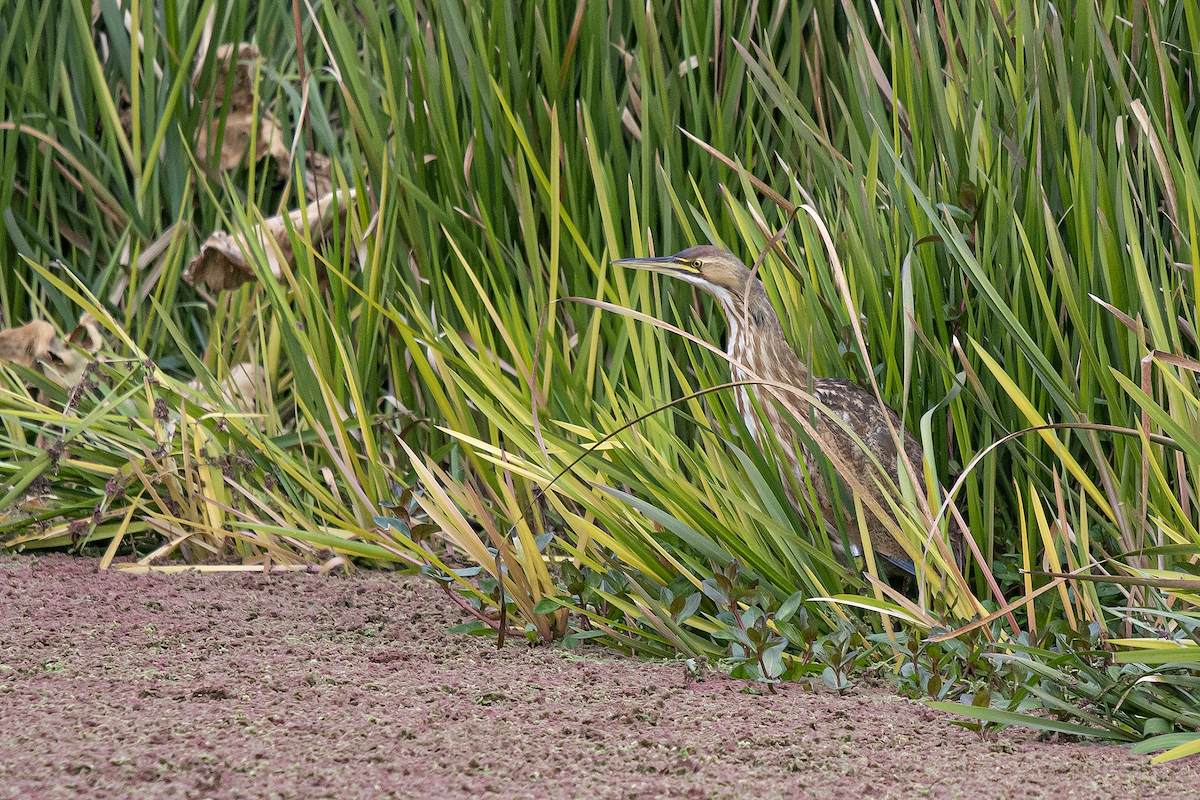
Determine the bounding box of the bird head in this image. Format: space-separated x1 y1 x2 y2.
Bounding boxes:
613 245 754 306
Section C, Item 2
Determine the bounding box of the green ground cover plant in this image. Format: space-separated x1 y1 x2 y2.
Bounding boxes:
2 0 1199 761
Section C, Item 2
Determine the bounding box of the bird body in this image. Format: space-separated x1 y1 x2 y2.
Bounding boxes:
614 245 965 574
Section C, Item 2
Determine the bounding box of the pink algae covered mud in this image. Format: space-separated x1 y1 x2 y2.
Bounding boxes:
0 553 1196 800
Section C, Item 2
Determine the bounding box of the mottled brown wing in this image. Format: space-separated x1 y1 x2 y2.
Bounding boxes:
809 380 964 569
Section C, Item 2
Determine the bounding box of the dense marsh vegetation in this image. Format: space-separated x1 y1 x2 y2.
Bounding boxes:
2 0 1200 759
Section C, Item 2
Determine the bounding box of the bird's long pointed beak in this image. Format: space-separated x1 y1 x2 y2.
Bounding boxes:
611 255 699 277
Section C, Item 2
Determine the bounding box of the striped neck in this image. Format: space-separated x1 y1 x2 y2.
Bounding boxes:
712 279 809 390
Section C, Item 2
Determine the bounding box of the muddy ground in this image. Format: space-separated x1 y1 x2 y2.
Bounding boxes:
0 553 1196 799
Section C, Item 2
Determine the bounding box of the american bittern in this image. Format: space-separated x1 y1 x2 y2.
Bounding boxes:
614 245 965 575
